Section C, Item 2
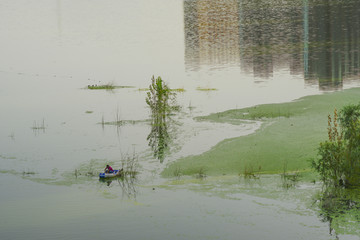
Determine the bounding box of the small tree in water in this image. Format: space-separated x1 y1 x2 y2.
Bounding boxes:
146 76 177 162
312 104 360 188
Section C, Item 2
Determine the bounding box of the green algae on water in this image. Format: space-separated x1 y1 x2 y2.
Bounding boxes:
162 88 360 177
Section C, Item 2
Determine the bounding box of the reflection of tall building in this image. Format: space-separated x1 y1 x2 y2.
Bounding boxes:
306 0 360 90
238 1 304 79
184 0 360 89
184 0 240 71
184 0 304 78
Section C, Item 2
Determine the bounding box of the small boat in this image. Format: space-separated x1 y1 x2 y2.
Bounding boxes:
99 169 123 179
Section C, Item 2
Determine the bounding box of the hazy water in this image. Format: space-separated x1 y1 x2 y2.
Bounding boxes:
1 0 360 239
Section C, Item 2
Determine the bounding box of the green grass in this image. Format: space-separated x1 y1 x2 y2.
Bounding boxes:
162 88 360 177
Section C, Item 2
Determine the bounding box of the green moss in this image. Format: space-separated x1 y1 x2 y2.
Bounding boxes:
162 88 360 177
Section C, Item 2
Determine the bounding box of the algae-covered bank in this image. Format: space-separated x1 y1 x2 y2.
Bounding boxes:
162 88 360 177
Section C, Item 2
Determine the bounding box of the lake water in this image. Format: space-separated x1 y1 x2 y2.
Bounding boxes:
1 0 360 239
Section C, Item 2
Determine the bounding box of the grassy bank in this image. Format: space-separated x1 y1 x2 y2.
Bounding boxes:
162 88 360 177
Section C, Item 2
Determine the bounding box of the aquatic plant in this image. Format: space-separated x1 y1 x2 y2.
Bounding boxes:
88 83 135 90
312 105 360 188
146 76 179 162
117 173 138 199
120 151 140 178
32 119 46 135
195 167 207 179
22 170 36 176
173 166 182 179
240 164 261 179
32 119 46 130
281 162 300 189
88 83 115 90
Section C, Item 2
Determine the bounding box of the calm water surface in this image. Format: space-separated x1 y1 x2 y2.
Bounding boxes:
1 0 360 239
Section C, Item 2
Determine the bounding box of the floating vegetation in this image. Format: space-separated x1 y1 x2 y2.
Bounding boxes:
88 83 115 90
138 88 149 91
196 87 218 91
87 83 135 90
22 170 36 176
74 168 97 178
99 106 150 128
140 87 185 93
101 119 149 126
85 111 93 114
0 154 16 160
171 88 186 93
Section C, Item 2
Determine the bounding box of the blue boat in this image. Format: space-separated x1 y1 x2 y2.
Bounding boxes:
99 169 123 179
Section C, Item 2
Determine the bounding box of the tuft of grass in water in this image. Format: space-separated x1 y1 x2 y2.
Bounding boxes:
280 162 300 189
85 111 93 114
88 83 115 90
32 119 46 135
173 166 182 179
121 152 140 178
195 167 207 179
240 164 261 179
196 87 218 91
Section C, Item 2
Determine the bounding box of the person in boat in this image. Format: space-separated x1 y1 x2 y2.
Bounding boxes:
104 164 114 173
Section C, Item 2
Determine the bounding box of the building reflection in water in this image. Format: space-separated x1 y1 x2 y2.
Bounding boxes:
307 0 360 90
184 0 241 71
184 0 360 90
